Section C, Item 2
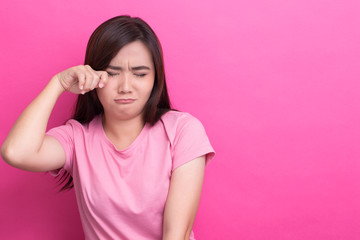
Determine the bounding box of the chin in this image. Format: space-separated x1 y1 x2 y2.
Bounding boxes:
107 110 144 121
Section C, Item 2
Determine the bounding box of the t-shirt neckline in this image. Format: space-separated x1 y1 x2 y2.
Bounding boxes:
96 114 150 154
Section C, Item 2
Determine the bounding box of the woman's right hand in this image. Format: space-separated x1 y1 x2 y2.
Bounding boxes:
55 65 109 95
1 64 110 172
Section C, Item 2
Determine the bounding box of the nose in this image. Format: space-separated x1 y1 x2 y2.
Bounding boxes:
118 73 132 93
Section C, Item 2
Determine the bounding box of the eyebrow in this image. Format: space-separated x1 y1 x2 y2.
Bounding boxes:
107 65 151 71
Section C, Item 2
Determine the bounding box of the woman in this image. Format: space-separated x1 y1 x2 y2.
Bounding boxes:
1 15 215 240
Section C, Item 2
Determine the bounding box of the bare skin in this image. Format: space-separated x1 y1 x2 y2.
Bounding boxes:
1 65 108 171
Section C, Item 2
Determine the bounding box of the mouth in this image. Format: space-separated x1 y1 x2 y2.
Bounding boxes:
114 98 136 104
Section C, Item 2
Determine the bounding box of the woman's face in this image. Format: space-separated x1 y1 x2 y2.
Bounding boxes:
97 40 155 121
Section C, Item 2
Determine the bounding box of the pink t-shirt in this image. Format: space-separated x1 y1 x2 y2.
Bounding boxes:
46 110 215 240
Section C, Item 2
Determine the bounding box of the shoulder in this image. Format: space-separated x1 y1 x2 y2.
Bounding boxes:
160 110 206 143
160 111 215 171
161 110 203 128
161 110 202 127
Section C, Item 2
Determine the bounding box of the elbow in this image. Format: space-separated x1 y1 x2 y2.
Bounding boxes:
1 142 23 167
1 142 11 163
1 141 44 171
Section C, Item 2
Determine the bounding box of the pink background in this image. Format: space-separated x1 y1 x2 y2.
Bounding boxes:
1 0 359 239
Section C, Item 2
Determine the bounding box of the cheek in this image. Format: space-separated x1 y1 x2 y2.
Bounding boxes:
147 75 155 92
96 88 107 105
136 77 154 97
145 80 155 99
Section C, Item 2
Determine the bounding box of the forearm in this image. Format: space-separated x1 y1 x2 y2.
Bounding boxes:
162 222 193 240
1 76 65 162
162 231 191 240
162 157 206 240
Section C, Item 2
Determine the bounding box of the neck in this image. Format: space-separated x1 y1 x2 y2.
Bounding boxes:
101 113 145 149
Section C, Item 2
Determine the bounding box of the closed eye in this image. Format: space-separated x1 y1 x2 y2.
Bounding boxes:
107 72 146 77
107 72 119 77
134 73 147 77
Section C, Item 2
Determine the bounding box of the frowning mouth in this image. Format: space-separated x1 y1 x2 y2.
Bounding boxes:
114 98 135 104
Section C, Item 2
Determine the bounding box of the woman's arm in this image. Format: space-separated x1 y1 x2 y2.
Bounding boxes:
1 77 66 171
162 156 206 240
1 65 108 172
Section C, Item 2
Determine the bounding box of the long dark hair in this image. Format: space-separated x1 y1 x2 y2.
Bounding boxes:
56 15 172 191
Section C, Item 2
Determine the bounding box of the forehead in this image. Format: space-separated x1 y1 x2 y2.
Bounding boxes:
109 40 153 67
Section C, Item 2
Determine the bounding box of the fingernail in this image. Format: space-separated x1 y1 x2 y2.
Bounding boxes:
99 83 104 88
80 85 83 90
81 91 86 95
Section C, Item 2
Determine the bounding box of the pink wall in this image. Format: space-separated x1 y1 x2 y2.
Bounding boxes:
1 0 359 239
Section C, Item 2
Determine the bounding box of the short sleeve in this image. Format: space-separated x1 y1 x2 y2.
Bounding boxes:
172 114 215 172
45 120 76 176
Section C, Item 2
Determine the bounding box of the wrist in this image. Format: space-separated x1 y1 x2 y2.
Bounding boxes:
48 76 66 96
